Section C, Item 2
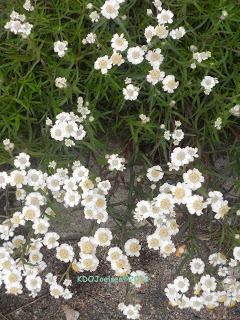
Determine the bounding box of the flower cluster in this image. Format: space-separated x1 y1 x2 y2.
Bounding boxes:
93 1 186 99
4 10 33 38
49 111 87 147
165 248 240 310
161 121 184 146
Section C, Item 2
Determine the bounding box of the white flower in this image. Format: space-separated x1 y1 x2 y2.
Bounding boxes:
157 9 174 25
170 27 186 39
214 117 222 130
22 205 41 221
25 275 42 294
9 170 27 188
78 236 97 255
171 182 192 204
111 52 124 66
144 26 156 43
79 254 99 271
146 49 164 68
14 153 30 170
230 104 240 117
43 232 60 249
173 276 190 293
190 258 205 274
147 166 164 182
129 270 147 288
201 76 219 95
56 244 74 263
111 33 128 51
107 247 123 262
123 84 139 101
155 24 168 39
147 69 165 85
0 172 9 189
186 195 207 216
101 0 120 19
55 77 67 88
183 168 204 190
53 41 68 57
124 238 141 257
200 275 217 292
64 191 81 207
89 11 100 23
127 46 145 65
147 234 161 250
233 247 240 261
193 51 211 63
23 0 34 12
118 303 141 320
94 228 112 246
162 75 179 93
94 56 112 74
50 283 64 298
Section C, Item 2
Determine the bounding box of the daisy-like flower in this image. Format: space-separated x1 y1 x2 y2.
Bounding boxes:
78 236 97 255
230 104 240 117
147 233 161 250
43 232 60 249
55 77 67 89
129 270 147 288
157 9 174 25
124 238 141 257
56 244 74 263
170 27 186 39
144 25 156 43
79 254 99 271
94 55 112 74
201 76 219 95
147 69 165 85
22 205 41 222
162 75 179 93
14 153 30 170
171 182 192 204
123 84 139 101
190 258 205 274
94 228 112 247
183 168 204 190
118 303 141 320
174 276 190 293
107 247 123 262
160 240 176 257
0 172 9 189
107 153 125 171
53 41 68 57
9 170 27 188
101 0 120 20
233 247 240 261
147 165 164 182
111 33 128 51
155 24 168 39
146 49 164 68
186 195 207 216
110 51 124 66
155 193 175 214
50 283 64 298
127 46 145 65
200 275 217 292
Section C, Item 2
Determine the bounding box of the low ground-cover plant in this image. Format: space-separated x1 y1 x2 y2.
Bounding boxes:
0 0 240 319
